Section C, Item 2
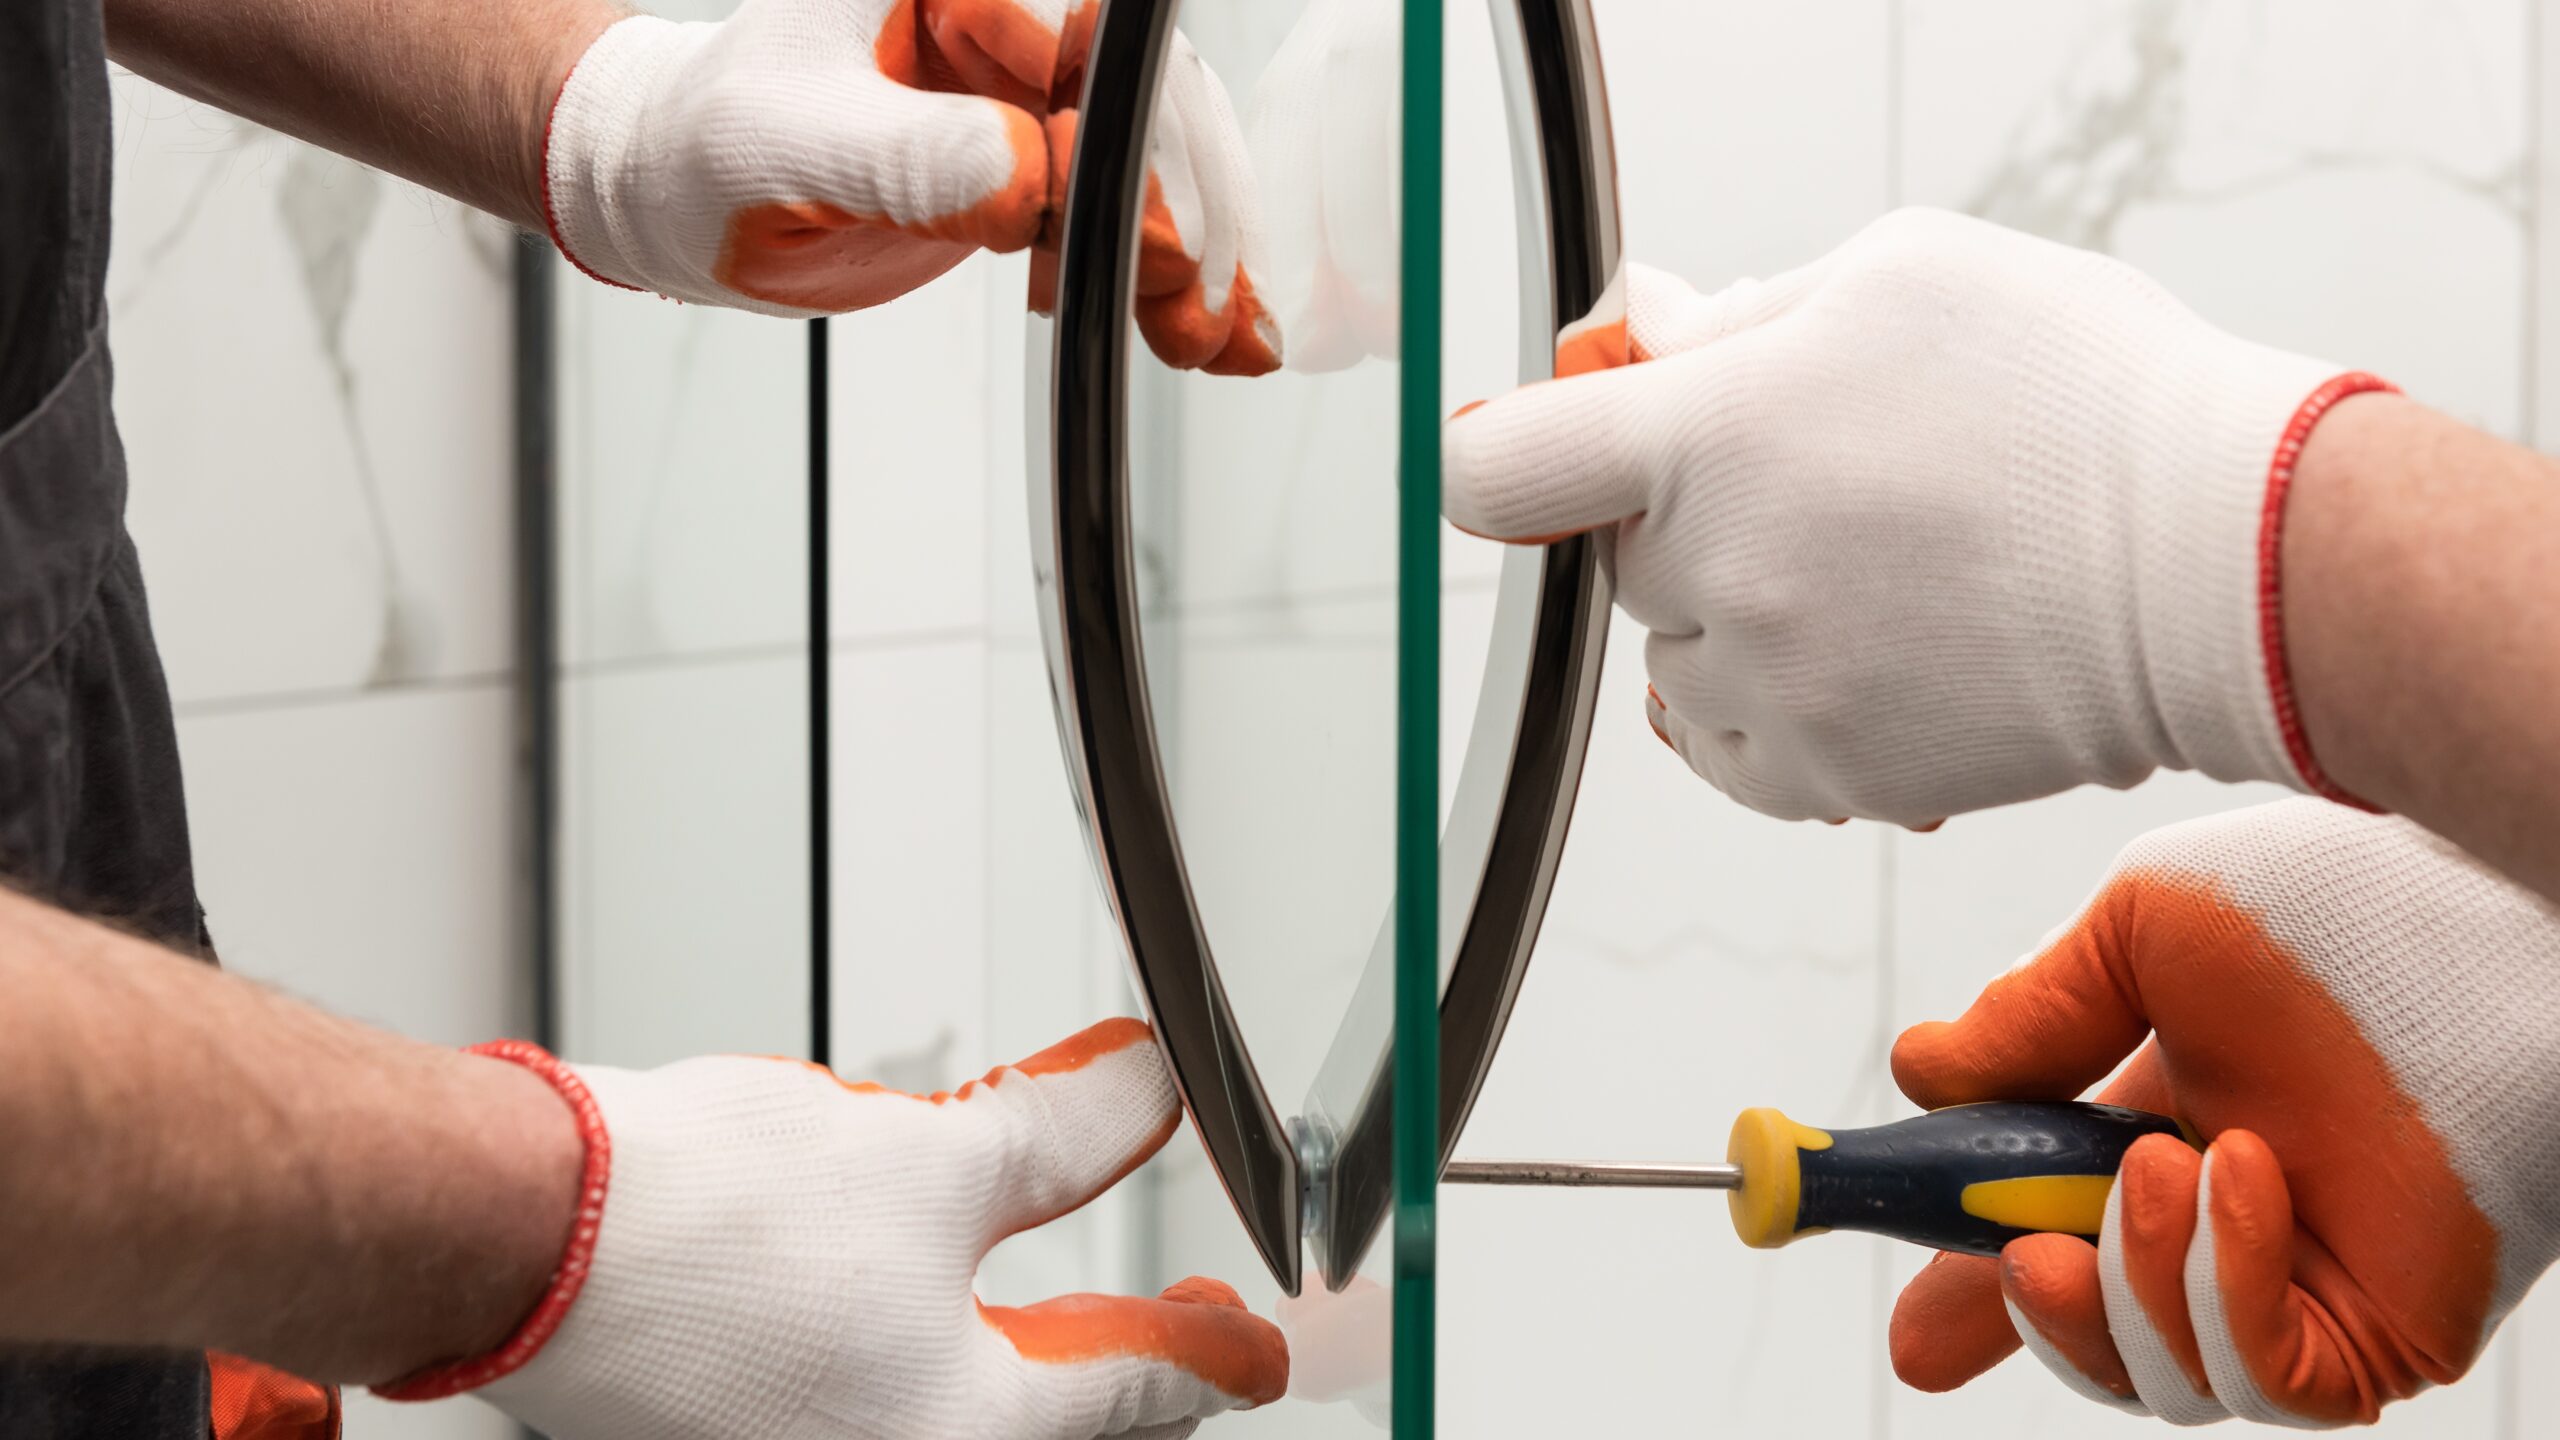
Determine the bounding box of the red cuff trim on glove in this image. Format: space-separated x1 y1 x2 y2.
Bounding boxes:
373 1041 612 1402
2259 370 2398 812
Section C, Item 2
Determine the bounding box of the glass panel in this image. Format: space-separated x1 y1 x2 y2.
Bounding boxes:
1126 0 1405 1267
552 0 812 1069
822 0 1434 1427
817 0 1630 1428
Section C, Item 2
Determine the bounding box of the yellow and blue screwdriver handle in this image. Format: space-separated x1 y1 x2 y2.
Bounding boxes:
1728 1101 2189 1257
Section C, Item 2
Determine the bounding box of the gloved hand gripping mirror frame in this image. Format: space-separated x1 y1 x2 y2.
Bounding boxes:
1033 0 1621 1296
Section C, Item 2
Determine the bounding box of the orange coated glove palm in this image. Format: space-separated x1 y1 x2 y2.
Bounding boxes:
1888 800 2560 1427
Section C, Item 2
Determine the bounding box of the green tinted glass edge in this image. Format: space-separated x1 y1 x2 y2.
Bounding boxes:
1393 0 1443 1430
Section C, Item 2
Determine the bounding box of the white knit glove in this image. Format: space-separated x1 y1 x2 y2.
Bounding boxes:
1889 800 2560 1427
1441 207 2394 827
546 0 1280 372
375 1019 1286 1439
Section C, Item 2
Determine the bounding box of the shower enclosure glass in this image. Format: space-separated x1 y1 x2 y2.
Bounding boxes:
555 0 1616 1430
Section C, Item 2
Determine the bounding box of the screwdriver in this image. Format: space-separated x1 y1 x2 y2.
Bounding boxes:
1445 1101 2188 1258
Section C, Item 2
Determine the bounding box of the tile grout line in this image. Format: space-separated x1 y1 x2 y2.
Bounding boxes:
170 619 1010 723
172 667 516 720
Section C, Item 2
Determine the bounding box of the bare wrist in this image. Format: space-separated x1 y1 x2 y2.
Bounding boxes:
2276 389 2415 808
389 1046 591 1384
515 1 630 234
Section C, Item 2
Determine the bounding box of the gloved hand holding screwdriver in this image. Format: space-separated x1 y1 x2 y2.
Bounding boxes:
1448 207 2560 1426
1892 800 2560 1426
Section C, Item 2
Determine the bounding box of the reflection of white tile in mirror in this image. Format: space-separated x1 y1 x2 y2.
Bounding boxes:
1441 0 1531 588
1124 0 1409 1118
1152 0 1403 617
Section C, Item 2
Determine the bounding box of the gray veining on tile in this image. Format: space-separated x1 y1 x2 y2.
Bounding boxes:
278 145 433 687
107 152 233 319
1960 1 2523 255
588 312 712 662
862 1026 959 1093
1961 1 2189 249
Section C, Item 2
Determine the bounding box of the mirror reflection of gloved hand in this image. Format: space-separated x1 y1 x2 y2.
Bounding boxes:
377 1018 1288 1439
1239 0 1399 372
922 0 1282 374
1888 800 2560 1427
1441 208 2395 828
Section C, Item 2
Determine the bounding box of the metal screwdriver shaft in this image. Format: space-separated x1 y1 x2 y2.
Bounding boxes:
1442 1160 1744 1190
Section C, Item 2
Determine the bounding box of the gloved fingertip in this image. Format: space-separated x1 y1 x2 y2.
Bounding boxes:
1134 171 1199 298
1135 283 1228 370
919 0 1060 116
1641 686 1679 753
1888 1251 2019 1392
1824 817 1849 826
2000 1233 2142 1407
1200 268 1282 377
2199 1129 2290 1257
1151 1284 1291 1408
1552 315 1630 378
1908 818 1945 834
1887 1020 1970 1108
981 1287 1290 1410
1159 1276 1246 1310
1012 1015 1158 1075
1039 111 1076 248
973 103 1051 254
1050 0 1097 105
1449 399 1488 422
1026 243 1059 315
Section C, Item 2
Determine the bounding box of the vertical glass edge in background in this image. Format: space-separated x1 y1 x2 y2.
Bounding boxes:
809 315 832 1068
1394 0 1445 1432
517 241 560 1058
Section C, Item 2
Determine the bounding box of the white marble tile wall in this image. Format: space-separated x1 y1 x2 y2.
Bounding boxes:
106 73 523 1440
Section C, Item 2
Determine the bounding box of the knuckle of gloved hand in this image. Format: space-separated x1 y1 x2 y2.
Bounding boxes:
1706 748 1831 824
1694 555 1825 650
1854 205 1996 271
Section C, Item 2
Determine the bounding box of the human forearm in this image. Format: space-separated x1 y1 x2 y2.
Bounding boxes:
2284 393 2560 903
0 888 578 1383
103 0 622 230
